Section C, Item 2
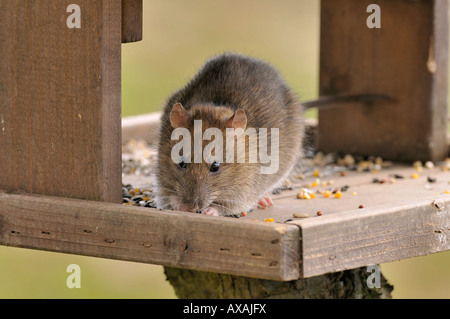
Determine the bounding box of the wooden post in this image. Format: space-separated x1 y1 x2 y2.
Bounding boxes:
164 267 393 299
122 0 143 43
0 0 122 203
318 0 448 162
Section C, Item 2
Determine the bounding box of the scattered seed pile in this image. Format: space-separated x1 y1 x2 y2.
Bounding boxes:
289 152 450 220
122 139 157 207
122 184 156 208
122 139 157 177
122 139 450 220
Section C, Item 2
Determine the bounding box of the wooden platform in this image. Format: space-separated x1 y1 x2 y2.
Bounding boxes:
121 113 450 278
244 164 450 277
1 112 449 281
122 158 450 279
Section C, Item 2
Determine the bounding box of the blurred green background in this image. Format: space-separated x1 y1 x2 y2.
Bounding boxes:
1 0 449 299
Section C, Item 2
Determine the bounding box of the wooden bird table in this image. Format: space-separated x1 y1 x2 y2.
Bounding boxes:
0 0 448 299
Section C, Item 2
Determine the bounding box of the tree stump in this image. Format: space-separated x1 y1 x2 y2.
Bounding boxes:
164 267 393 299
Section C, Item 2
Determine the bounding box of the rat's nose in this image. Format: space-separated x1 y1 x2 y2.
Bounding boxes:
178 204 199 213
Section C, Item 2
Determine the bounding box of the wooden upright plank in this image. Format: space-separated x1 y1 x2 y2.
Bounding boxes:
0 1 122 203
122 0 143 43
318 0 448 162
0 191 301 281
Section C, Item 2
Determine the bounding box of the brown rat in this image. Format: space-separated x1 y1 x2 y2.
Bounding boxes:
155 53 304 216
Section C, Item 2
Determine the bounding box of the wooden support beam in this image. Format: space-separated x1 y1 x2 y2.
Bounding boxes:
318 0 448 162
164 267 393 298
0 1 122 203
0 191 300 281
122 0 143 43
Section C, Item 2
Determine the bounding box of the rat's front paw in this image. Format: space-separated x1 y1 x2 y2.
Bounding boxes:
201 207 220 216
257 196 273 209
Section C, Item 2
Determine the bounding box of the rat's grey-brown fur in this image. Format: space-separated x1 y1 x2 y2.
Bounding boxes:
155 53 304 216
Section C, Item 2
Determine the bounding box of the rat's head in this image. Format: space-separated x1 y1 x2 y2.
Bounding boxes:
156 102 259 216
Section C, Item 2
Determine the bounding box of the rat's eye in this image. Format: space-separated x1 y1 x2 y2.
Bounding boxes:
209 161 220 173
179 160 187 169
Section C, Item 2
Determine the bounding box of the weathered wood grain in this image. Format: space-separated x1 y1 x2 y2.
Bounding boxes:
122 0 143 43
0 1 122 203
239 163 450 277
318 0 448 162
288 194 450 278
0 191 300 281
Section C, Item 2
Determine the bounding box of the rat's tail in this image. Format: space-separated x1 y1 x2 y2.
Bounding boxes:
303 94 393 109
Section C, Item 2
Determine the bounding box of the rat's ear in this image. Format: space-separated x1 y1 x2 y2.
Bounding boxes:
170 103 191 128
226 109 247 131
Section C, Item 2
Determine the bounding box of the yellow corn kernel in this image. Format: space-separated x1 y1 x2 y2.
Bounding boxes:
311 179 320 187
264 218 274 222
297 189 312 199
412 173 419 179
334 191 342 199
313 169 320 177
352 192 357 196
445 190 450 194
297 192 309 199
323 191 332 198
309 192 316 199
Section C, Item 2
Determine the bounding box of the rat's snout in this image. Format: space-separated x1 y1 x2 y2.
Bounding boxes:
178 203 199 213
171 181 210 213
